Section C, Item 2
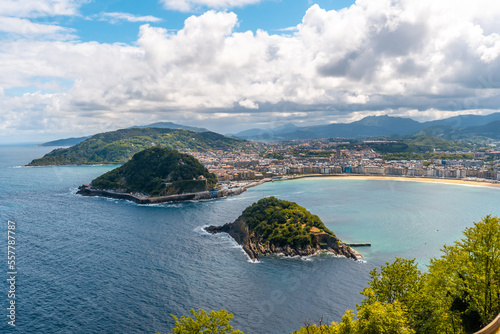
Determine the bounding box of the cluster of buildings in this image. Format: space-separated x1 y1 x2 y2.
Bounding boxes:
189 142 500 184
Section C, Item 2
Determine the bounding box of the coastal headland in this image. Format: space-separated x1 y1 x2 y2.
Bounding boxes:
76 146 271 204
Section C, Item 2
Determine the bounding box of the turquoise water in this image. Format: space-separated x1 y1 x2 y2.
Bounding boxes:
255 177 500 266
1 145 499 333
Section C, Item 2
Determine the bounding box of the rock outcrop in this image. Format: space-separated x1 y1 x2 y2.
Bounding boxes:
205 217 359 261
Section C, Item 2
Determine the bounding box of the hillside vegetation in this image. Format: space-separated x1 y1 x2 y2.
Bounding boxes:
368 136 473 154
28 128 259 165
91 147 217 196
241 197 335 249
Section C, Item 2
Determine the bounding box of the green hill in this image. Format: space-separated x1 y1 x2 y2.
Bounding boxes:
368 136 472 153
366 136 475 160
240 196 335 248
90 147 217 196
206 197 358 260
28 128 259 166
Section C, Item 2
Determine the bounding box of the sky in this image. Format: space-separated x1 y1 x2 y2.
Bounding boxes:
1 0 500 143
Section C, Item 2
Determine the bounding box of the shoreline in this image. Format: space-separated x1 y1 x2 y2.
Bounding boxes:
76 179 268 204
279 174 500 188
76 173 500 205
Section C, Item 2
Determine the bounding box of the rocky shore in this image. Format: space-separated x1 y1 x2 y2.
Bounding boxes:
205 217 360 261
77 179 268 204
77 184 246 204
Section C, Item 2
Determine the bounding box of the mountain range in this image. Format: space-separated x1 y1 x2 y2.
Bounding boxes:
232 113 500 141
40 113 500 148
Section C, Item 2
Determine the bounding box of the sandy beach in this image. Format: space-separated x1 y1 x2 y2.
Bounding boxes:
289 174 500 188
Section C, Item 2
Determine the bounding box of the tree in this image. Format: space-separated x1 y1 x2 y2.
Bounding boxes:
291 311 357 334
167 309 242 334
430 215 500 330
362 258 422 305
356 300 414 334
291 304 414 334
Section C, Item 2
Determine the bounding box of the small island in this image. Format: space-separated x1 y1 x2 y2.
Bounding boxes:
77 147 244 203
205 197 360 261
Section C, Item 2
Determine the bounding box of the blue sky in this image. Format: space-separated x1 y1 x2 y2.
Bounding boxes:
62 0 356 44
0 0 499 143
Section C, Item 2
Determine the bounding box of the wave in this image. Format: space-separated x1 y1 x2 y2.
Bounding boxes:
221 196 245 201
137 202 185 208
193 225 211 235
200 226 260 263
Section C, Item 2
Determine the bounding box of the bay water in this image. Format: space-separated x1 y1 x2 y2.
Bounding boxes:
1 145 499 333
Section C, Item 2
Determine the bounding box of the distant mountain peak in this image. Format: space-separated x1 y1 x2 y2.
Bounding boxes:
131 121 209 133
272 123 300 134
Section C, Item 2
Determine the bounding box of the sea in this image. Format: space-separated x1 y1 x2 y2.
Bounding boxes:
1 145 500 334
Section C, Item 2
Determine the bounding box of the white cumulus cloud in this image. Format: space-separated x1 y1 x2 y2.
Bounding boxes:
2 0 500 140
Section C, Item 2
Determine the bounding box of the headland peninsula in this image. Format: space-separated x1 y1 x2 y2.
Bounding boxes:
77 146 266 204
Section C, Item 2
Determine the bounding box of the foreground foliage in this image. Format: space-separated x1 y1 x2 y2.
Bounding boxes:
91 147 217 196
241 196 335 248
166 309 242 334
293 215 500 334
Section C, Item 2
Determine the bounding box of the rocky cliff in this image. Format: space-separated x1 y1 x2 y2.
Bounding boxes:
205 217 359 261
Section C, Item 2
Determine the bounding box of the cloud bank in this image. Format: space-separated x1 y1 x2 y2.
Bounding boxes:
2 0 500 140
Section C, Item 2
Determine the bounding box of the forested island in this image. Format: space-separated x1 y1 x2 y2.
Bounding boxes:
77 147 223 202
206 197 359 260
